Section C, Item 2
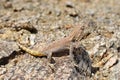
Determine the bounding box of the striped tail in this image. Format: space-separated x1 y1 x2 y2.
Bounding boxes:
17 43 46 56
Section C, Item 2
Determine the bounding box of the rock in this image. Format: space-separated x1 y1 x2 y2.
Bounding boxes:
65 1 74 8
0 67 7 75
69 46 92 80
3 2 13 9
0 40 19 60
104 55 118 69
109 58 120 80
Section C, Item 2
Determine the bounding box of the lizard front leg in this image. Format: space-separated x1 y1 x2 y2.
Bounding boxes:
70 42 76 65
47 52 53 63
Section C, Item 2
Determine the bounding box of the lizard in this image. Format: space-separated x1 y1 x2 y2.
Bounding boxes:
17 24 112 68
17 24 84 61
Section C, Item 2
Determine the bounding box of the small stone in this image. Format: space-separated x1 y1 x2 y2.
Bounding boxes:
98 48 107 57
66 1 74 8
88 43 99 56
3 2 12 9
29 34 36 46
106 40 114 48
3 72 14 79
102 69 110 77
0 67 7 75
104 55 118 69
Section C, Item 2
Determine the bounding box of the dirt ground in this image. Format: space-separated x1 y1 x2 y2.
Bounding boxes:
0 0 120 80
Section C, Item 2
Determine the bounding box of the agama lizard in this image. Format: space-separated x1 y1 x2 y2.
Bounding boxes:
17 25 84 61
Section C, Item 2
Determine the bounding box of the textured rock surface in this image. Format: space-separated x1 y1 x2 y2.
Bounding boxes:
0 0 120 80
0 40 19 60
68 46 92 80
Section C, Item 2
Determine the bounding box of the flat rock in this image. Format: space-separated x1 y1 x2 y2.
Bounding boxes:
0 40 19 60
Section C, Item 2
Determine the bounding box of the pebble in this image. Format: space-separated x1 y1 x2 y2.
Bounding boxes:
65 1 74 8
0 67 7 75
29 34 36 46
104 55 118 69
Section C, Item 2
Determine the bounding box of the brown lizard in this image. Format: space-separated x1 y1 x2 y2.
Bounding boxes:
17 25 84 61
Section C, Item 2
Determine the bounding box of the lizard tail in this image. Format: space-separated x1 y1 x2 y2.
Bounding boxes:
17 43 46 56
